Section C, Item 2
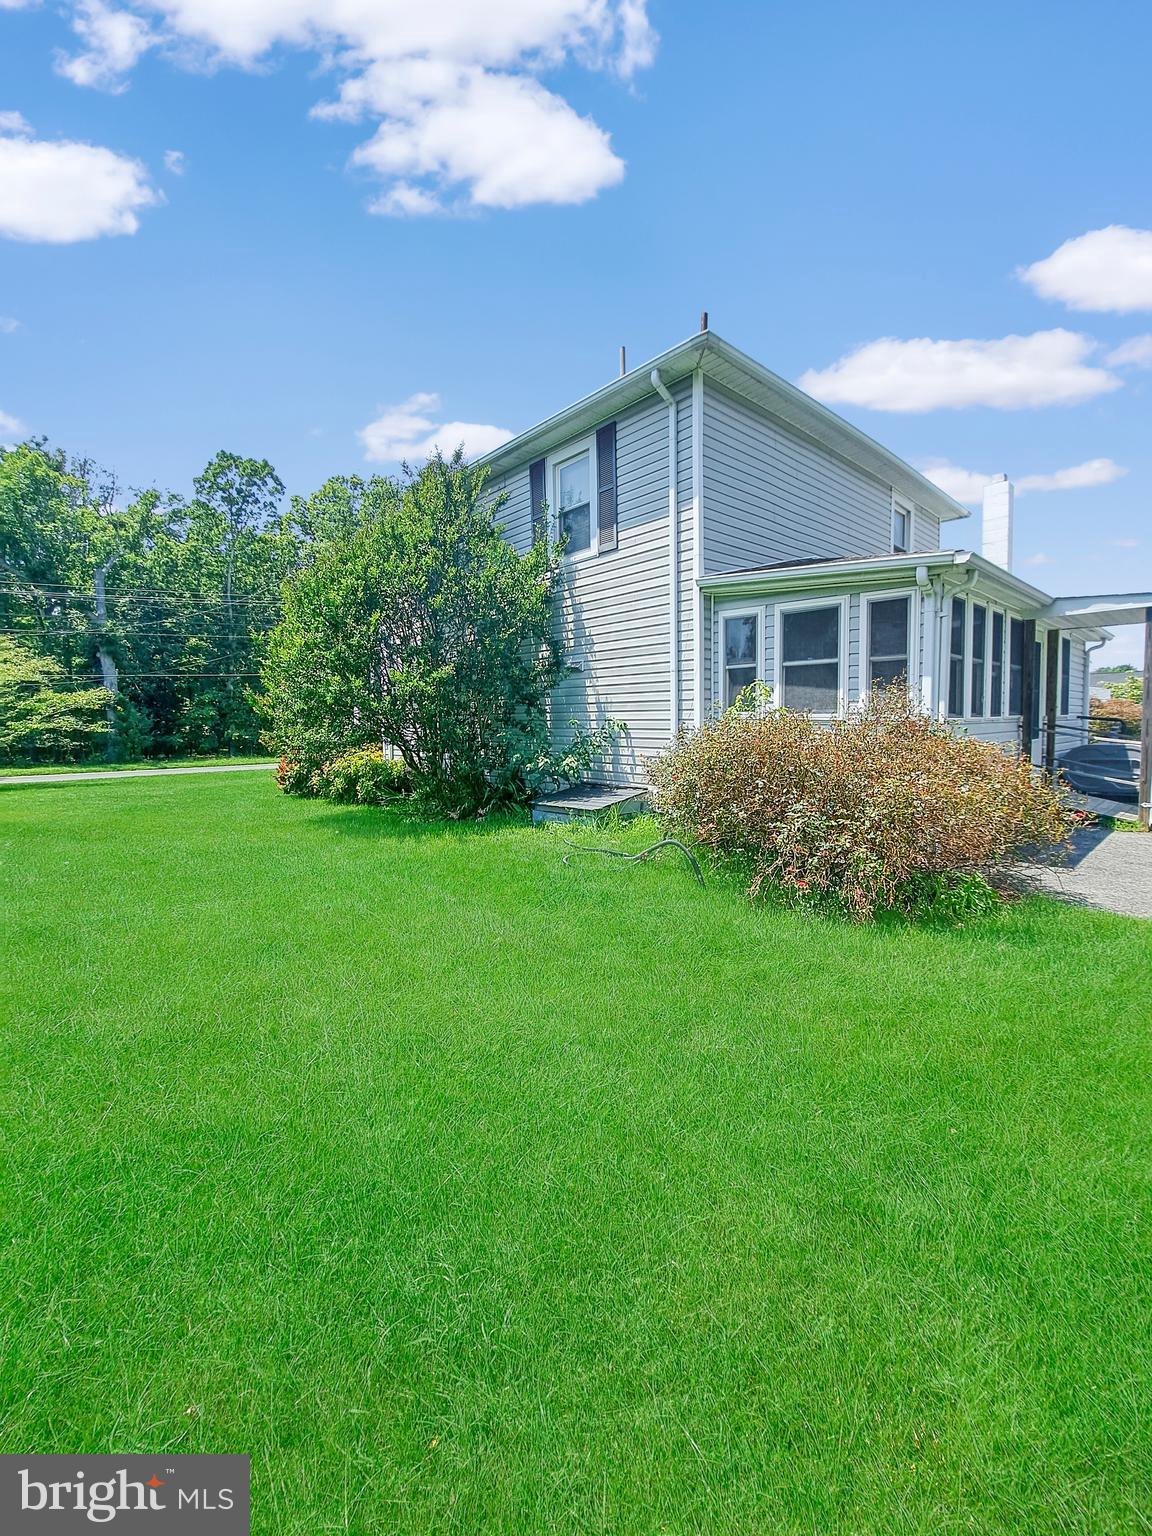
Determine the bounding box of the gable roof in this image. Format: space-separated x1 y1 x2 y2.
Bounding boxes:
477 330 971 524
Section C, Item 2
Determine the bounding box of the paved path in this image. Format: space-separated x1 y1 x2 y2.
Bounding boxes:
1024 826 1152 918
0 762 276 787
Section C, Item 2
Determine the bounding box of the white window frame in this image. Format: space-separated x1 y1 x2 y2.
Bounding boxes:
547 435 597 562
773 596 849 717
716 603 765 710
891 493 915 555
862 587 920 701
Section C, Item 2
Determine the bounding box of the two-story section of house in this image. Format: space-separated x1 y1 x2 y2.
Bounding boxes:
479 327 1108 785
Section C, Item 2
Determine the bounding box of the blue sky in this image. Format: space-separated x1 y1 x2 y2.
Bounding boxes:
1 0 1150 664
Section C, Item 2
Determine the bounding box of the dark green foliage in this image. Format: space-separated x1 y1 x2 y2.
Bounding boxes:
0 441 296 762
0 636 110 763
262 450 615 815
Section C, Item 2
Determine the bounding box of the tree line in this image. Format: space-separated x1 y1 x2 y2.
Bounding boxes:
0 440 387 764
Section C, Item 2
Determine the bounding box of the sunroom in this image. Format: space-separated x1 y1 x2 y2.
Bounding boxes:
699 550 1107 764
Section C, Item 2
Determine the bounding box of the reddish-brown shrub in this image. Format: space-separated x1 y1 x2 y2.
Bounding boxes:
650 685 1071 920
1090 696 1142 737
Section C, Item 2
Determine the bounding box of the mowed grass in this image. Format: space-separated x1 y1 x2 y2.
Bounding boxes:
1 775 1150 1535
0 754 275 777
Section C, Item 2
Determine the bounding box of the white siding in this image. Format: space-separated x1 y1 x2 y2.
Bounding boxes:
490 392 682 784
701 380 894 575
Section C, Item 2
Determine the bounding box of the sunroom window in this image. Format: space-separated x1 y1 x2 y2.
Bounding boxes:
1008 617 1024 714
989 610 1005 717
780 604 841 713
948 596 967 717
1061 636 1072 714
970 603 987 717
867 595 910 688
555 449 593 555
723 613 759 707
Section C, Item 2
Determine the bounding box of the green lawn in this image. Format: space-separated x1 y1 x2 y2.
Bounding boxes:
0 754 275 777
2 775 1150 1534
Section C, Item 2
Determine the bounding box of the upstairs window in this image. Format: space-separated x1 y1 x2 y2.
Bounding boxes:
779 602 842 714
892 500 912 554
723 613 760 707
867 594 911 688
555 448 593 556
948 596 967 716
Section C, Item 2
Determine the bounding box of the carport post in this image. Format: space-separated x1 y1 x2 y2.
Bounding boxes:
1141 606 1151 832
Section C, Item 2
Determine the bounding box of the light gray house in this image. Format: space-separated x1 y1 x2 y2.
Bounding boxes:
480 326 1146 791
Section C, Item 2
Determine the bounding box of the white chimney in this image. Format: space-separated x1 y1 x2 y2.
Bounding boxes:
982 473 1014 570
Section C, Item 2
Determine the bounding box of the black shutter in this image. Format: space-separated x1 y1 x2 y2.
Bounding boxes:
529 458 546 545
596 422 618 553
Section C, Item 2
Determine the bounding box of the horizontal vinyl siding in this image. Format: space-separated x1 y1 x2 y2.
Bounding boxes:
487 464 532 551
550 390 673 783
702 380 892 574
912 509 944 552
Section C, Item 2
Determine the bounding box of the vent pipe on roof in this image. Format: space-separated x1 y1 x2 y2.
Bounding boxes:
700 310 709 333
982 473 1014 571
619 345 626 377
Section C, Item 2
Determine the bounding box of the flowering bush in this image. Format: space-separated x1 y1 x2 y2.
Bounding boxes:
650 685 1071 920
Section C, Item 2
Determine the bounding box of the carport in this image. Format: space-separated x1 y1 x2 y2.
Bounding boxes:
1037 593 1152 829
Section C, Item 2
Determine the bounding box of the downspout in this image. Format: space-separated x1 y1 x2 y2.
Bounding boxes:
1082 635 1107 747
652 368 679 739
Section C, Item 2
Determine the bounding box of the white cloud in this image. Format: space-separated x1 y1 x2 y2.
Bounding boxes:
1018 458 1128 494
799 330 1121 411
1106 333 1152 369
163 147 185 174
1019 226 1152 313
347 68 623 212
921 457 1127 505
0 111 32 136
358 391 513 464
917 461 994 504
0 314 19 333
0 118 158 242
42 1 653 213
1023 552 1052 566
0 407 24 439
367 182 444 218
56 2 154 91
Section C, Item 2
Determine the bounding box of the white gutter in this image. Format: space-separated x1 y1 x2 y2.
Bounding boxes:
651 367 679 738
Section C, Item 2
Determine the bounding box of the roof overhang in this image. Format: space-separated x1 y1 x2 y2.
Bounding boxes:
698 549 1050 604
477 330 971 525
1037 594 1152 629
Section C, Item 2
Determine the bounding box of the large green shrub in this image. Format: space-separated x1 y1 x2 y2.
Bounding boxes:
650 685 1071 920
261 450 621 816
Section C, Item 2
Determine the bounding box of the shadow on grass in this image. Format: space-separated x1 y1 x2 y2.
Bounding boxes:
298 799 534 844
